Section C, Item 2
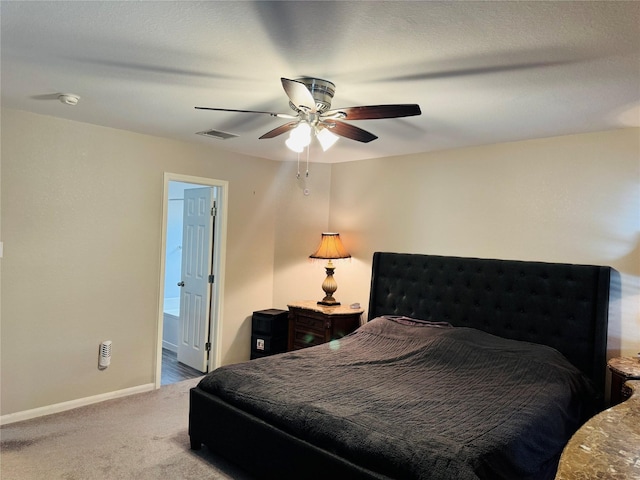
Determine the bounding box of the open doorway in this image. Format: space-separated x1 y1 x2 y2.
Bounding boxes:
156 173 228 388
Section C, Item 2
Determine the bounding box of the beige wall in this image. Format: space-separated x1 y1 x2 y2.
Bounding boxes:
0 109 331 416
321 128 640 358
272 161 334 309
2 107 638 418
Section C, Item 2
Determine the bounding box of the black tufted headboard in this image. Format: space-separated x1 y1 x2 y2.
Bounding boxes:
368 252 612 400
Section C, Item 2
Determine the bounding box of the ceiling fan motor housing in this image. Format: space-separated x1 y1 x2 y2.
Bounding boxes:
291 77 335 113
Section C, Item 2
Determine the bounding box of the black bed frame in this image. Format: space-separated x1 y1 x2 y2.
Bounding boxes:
189 252 612 479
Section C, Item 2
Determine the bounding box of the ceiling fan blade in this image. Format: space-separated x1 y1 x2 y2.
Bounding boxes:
325 120 378 143
195 107 296 119
323 104 421 120
259 121 299 139
281 78 317 112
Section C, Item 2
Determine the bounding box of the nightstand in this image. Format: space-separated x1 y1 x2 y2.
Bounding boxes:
607 356 640 406
287 300 363 351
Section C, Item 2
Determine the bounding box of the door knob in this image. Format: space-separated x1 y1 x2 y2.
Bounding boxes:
177 281 185 287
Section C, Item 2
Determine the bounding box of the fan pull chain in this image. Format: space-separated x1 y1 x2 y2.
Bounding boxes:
305 145 310 178
296 151 301 179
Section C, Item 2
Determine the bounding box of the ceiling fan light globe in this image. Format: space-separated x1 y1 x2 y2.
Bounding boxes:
291 122 311 138
317 128 339 151
289 123 312 147
285 137 305 153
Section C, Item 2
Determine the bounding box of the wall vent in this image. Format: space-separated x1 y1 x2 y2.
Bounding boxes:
196 129 239 140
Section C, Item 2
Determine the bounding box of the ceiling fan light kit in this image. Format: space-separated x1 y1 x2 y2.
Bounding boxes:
195 76 421 154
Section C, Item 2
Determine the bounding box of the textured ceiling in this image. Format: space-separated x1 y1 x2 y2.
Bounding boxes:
1 1 638 163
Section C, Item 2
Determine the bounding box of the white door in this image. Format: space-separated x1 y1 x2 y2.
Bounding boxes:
177 187 214 372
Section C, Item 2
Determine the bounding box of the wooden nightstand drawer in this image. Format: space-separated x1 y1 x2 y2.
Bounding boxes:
291 314 326 349
294 315 325 333
287 301 363 352
293 330 324 349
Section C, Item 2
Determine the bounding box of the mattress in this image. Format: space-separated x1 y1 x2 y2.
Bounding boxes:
197 316 596 479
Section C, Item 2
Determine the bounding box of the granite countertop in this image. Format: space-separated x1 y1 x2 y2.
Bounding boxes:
555 379 640 479
608 356 640 378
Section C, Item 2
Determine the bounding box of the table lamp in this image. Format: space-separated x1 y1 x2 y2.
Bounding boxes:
309 232 351 306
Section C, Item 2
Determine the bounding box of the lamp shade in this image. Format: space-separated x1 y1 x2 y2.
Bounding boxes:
309 233 351 260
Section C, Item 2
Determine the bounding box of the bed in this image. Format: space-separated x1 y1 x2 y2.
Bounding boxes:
189 252 612 479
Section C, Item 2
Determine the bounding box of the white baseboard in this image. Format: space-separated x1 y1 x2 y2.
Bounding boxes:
0 383 156 426
162 340 178 353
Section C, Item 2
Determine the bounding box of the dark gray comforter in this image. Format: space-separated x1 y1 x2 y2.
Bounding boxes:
197 316 596 480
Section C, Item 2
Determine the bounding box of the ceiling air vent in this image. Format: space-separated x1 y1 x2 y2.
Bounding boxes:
196 129 239 140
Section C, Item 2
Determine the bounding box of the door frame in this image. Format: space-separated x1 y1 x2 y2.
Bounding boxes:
155 172 228 389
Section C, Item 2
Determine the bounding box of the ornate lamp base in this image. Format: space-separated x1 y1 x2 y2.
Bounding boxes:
318 298 340 306
317 261 340 306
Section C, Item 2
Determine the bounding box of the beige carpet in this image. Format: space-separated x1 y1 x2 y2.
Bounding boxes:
0 377 255 479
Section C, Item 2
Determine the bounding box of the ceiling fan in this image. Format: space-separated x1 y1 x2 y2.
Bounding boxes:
195 77 421 152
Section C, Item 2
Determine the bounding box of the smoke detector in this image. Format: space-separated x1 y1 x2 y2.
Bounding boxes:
58 94 80 106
